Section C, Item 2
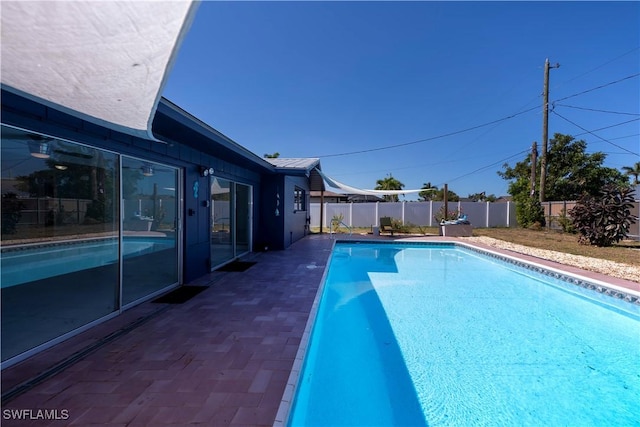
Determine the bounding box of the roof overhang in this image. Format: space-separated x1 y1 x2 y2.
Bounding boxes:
265 158 325 191
154 98 275 173
1 1 198 140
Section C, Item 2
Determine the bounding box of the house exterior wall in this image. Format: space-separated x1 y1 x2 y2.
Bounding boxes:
257 175 285 250
283 175 312 248
1 91 271 282
0 90 310 366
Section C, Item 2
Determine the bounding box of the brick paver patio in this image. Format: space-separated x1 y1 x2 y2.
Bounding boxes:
2 234 637 426
2 235 334 426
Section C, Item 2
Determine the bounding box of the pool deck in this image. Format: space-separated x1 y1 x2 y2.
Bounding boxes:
2 234 638 426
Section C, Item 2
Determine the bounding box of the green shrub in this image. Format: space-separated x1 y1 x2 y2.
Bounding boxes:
557 208 575 233
569 184 637 247
331 213 344 232
515 197 545 228
391 218 411 233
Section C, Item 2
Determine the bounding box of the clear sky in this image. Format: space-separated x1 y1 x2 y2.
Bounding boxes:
163 1 639 199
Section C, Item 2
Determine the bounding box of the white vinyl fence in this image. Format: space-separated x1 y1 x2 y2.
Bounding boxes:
310 201 516 229
311 200 640 239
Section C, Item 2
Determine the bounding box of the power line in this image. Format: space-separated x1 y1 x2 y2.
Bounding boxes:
446 149 530 184
312 70 637 160
551 110 640 156
606 133 640 141
553 73 640 103
314 106 539 158
554 103 640 116
551 46 640 90
572 118 640 137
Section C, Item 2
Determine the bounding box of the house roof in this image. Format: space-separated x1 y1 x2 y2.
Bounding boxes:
265 158 320 171
265 158 325 191
1 1 197 139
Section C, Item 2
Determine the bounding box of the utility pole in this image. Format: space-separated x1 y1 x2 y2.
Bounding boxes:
530 141 537 199
539 58 560 203
443 183 448 221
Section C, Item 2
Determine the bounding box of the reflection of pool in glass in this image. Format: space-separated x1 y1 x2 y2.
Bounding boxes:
1 237 175 288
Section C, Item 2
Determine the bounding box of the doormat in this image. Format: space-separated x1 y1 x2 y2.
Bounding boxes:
152 286 207 304
216 261 256 272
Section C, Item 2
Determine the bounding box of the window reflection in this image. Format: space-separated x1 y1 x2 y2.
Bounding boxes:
1 126 119 362
121 157 178 306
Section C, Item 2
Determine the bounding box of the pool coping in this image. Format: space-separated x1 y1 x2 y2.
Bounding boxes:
273 238 640 426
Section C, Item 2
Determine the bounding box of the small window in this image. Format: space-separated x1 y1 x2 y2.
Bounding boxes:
294 187 306 211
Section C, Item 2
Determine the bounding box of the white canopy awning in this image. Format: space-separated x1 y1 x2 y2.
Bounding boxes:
1 1 197 139
314 168 430 196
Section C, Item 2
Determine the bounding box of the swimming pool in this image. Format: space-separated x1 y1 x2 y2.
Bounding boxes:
287 242 640 426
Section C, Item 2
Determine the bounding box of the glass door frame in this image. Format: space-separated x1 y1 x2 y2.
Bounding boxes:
210 177 253 270
120 155 183 310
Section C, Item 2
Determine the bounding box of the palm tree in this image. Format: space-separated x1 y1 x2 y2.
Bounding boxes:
375 174 404 202
419 182 438 201
622 162 640 185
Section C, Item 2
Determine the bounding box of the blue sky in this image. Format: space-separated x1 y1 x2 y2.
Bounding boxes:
163 1 639 199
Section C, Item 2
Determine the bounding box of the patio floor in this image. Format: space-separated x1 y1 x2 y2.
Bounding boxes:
2 234 637 426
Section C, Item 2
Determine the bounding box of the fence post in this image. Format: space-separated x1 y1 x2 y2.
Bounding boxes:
506 201 511 227
323 202 327 230
402 201 406 225
349 202 353 227
486 201 490 228
428 201 433 226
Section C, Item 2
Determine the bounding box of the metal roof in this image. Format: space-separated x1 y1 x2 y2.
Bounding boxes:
265 158 321 170
265 158 325 191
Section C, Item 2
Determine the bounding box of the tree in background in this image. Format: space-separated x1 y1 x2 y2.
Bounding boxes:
264 152 280 158
418 182 437 201
500 133 628 201
468 192 497 202
431 187 460 202
499 133 628 227
622 161 640 185
375 174 404 202
418 182 460 202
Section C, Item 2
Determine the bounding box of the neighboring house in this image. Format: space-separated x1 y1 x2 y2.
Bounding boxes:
309 191 384 203
347 194 385 203
495 196 513 203
310 190 349 203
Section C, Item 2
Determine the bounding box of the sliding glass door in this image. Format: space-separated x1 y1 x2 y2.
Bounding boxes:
236 183 251 255
211 178 233 268
1 126 120 362
1 127 183 365
210 178 252 269
121 157 180 306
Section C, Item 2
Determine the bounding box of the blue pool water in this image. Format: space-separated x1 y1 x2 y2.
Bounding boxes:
289 243 640 426
1 237 175 287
